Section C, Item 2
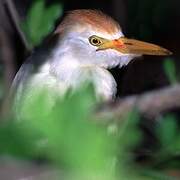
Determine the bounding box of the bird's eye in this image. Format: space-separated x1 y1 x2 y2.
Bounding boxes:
89 36 103 46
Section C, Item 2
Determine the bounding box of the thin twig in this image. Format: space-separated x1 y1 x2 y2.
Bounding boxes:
4 0 31 52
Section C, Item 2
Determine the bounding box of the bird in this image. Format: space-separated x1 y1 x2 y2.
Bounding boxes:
11 9 172 109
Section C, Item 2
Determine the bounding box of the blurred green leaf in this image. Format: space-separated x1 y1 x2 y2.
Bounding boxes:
40 4 63 40
0 82 144 179
22 84 117 174
164 59 177 84
0 121 43 158
157 115 177 149
22 0 63 46
0 84 116 179
28 0 45 45
117 112 142 179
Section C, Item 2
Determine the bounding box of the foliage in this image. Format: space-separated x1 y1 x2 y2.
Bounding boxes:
0 83 180 179
154 115 180 168
164 59 177 84
21 0 63 47
0 84 141 180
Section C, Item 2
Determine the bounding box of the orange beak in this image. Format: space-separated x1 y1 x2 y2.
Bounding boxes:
98 37 172 56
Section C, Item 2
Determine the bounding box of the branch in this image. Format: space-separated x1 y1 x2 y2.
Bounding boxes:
98 85 180 121
4 0 31 52
0 29 16 90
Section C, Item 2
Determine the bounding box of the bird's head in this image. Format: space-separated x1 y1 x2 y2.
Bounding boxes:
53 10 172 68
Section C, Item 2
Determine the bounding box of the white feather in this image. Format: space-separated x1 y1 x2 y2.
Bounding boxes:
18 30 137 101
41 30 137 99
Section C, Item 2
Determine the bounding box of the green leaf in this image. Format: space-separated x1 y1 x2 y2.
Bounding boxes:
0 122 43 158
27 0 45 45
163 59 177 84
22 1 63 46
0 79 145 179
47 4 63 20
157 115 178 148
40 4 63 40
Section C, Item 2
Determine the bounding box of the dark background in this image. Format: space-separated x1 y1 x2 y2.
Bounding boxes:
1 0 180 99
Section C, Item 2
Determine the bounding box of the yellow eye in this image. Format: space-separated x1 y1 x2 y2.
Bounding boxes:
89 36 103 46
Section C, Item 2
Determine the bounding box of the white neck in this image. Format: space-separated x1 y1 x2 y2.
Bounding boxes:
45 44 117 100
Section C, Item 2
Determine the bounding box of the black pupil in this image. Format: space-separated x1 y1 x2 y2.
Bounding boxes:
92 38 99 44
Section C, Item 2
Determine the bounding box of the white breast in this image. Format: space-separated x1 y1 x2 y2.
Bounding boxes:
78 66 117 100
27 61 117 101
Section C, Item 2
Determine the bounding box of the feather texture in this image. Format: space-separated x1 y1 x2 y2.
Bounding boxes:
55 9 121 35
